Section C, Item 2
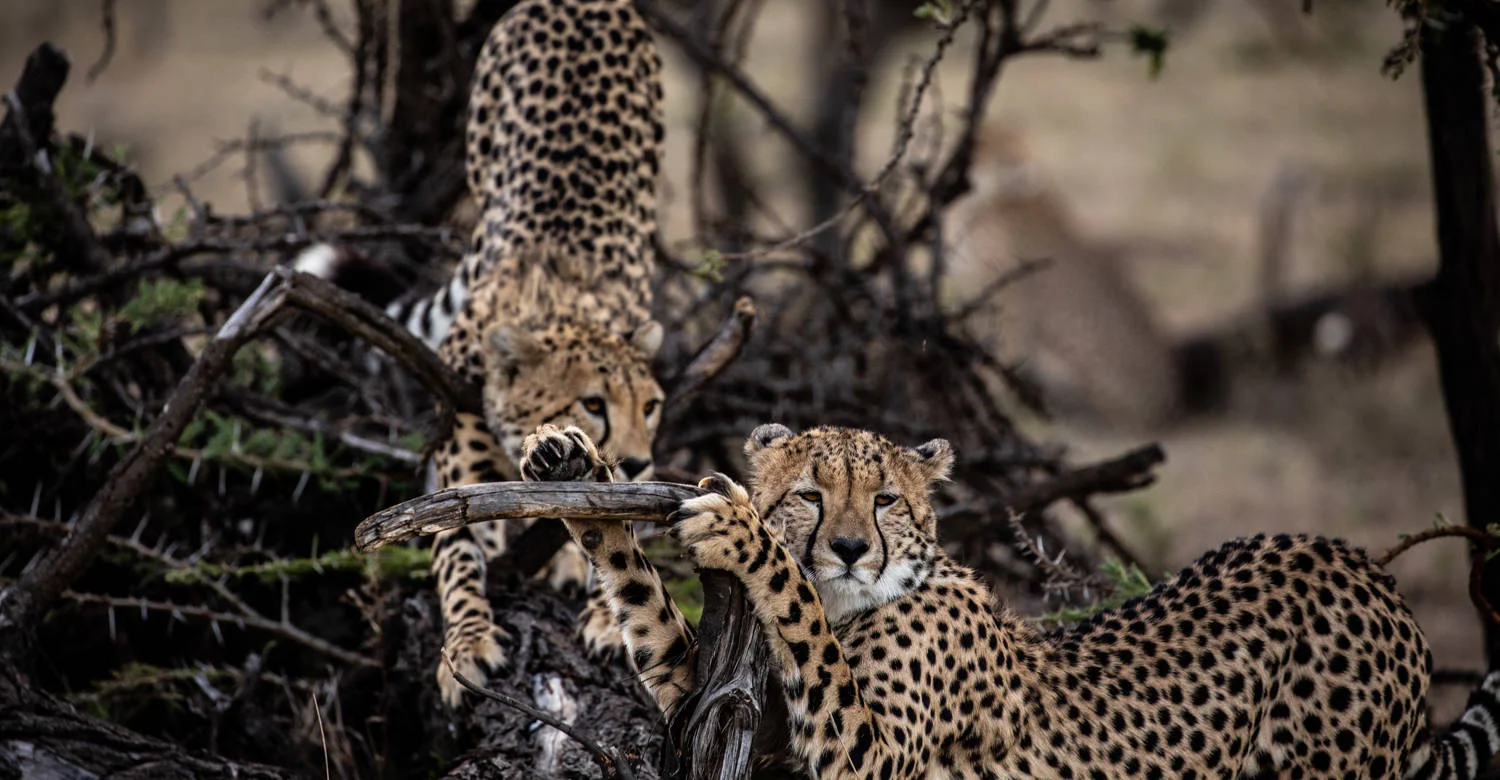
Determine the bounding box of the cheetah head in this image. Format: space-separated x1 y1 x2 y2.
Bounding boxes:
482 316 664 482
743 424 953 623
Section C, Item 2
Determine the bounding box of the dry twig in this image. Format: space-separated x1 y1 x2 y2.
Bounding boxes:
1376 525 1500 627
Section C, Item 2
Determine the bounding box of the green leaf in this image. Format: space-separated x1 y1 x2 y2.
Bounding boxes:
689 249 726 283
914 0 952 23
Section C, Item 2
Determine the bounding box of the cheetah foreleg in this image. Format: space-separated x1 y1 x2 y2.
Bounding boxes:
673 474 900 780
520 425 699 716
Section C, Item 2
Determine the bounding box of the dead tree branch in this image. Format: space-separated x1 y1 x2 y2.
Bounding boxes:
663 572 776 780
1008 444 1166 513
665 296 757 420
1410 8 1500 668
354 482 706 552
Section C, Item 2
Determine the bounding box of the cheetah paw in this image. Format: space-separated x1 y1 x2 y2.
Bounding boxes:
438 621 511 709
671 473 762 572
521 424 609 483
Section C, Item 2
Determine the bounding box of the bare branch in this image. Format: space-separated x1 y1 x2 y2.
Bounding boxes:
354 481 705 552
1006 444 1166 514
86 0 119 83
62 591 378 669
665 296 757 419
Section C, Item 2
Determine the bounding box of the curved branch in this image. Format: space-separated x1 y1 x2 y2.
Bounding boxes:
666 296 757 419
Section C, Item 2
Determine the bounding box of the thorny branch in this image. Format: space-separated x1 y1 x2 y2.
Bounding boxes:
0 510 378 668
1 273 285 641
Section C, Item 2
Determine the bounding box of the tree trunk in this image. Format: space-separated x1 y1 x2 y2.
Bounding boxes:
1415 20 1500 668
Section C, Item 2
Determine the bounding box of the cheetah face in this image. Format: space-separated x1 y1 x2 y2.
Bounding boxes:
482 318 663 482
743 424 953 624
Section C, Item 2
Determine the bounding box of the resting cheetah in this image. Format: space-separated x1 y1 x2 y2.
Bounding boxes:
521 423 1500 778
304 0 666 707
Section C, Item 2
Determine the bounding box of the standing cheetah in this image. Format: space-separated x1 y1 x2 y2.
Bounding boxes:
520 423 1500 778
303 0 667 707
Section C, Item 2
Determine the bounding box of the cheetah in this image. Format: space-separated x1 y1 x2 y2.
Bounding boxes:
519 423 1500 778
303 0 667 707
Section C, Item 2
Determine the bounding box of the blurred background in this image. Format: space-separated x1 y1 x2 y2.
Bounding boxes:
0 0 1478 727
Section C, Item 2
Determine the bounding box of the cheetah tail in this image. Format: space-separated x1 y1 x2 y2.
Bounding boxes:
1405 671 1500 779
291 243 412 309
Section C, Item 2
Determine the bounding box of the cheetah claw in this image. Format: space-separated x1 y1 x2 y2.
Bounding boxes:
697 472 738 498
520 424 602 483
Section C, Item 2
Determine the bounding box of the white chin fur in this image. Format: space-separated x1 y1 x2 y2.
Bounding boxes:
816 557 925 625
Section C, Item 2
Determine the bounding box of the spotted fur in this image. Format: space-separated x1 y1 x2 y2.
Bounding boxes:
404 0 666 707
521 424 699 714
536 423 1500 778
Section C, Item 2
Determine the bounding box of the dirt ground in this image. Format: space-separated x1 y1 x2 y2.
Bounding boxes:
1 0 1485 719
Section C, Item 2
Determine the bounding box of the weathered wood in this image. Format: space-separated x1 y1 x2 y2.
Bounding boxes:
354 481 708 551
663 572 782 780
666 296 758 421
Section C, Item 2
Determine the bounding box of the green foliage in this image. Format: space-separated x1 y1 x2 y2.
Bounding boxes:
664 575 704 626
50 143 117 210
0 200 35 249
119 278 205 334
57 303 105 360
69 662 221 719
689 249 726 283
173 409 414 492
1129 24 1171 79
1034 558 1154 628
231 343 282 395
914 0 953 24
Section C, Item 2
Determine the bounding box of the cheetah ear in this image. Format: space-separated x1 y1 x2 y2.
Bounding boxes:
744 423 794 460
628 321 663 358
905 438 954 483
487 325 547 372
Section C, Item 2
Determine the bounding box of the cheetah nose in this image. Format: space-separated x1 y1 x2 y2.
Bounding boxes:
620 457 652 479
829 537 870 566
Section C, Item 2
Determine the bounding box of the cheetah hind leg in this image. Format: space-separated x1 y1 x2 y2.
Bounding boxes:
435 551 511 708
438 621 509 708
519 425 625 660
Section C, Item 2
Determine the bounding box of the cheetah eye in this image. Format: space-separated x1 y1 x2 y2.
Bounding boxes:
874 494 897 507
581 396 606 415
643 399 660 417
797 491 821 504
